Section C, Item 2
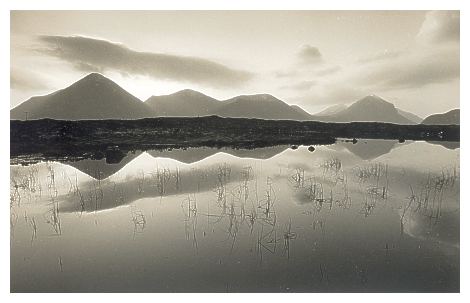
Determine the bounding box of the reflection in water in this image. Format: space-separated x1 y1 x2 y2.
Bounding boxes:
332 139 402 160
64 151 143 180
10 140 459 292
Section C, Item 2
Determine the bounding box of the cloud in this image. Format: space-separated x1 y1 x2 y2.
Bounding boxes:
10 68 48 91
35 35 253 88
356 47 459 90
290 82 366 106
274 70 300 78
417 11 460 44
297 44 322 64
315 66 342 76
280 80 316 91
357 50 404 64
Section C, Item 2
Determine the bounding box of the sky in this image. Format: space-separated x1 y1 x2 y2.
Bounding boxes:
10 10 460 117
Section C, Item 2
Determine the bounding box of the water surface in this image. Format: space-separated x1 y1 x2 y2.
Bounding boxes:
10 140 460 292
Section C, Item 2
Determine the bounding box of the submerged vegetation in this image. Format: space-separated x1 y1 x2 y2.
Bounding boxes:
10 142 460 292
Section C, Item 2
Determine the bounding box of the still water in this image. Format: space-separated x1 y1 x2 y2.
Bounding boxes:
10 140 459 292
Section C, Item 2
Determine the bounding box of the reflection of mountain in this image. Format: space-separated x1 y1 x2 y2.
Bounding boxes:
64 151 142 180
426 141 460 150
60 163 244 212
147 148 218 164
339 140 401 160
147 146 288 164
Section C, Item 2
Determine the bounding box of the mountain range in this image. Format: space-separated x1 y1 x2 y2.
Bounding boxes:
10 73 152 120
421 109 460 125
10 73 457 125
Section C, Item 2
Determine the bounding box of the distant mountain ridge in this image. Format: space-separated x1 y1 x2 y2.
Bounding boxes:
422 109 460 125
11 73 444 124
213 94 313 120
313 95 415 124
11 73 152 120
145 89 222 117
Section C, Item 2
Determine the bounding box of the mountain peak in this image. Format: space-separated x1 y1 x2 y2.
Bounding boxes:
227 94 280 103
80 72 109 82
10 72 151 120
355 94 392 106
175 89 210 97
326 95 414 124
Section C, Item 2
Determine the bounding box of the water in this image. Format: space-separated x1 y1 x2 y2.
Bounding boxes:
10 140 460 292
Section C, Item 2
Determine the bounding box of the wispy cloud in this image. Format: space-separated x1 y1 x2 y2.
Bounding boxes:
417 11 460 44
10 68 48 91
280 80 317 91
36 35 253 88
357 50 404 64
355 47 459 90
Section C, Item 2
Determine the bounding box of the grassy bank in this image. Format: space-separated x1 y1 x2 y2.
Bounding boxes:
11 116 459 162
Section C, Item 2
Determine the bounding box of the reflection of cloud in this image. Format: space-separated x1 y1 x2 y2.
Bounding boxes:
60 163 245 212
402 210 459 248
417 11 460 44
36 35 253 88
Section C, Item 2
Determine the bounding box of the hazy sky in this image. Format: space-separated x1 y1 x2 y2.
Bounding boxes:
10 11 459 116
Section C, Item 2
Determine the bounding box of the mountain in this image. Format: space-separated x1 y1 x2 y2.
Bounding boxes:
214 94 313 120
290 105 313 117
315 95 414 124
65 151 143 180
145 89 222 117
316 104 348 116
421 109 460 125
10 73 152 120
147 146 289 164
339 140 400 160
397 109 423 124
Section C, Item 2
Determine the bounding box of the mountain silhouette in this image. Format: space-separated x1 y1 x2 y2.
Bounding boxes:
147 91 312 120
64 151 143 180
214 94 312 120
397 109 423 123
315 104 347 116
145 89 222 117
339 139 400 160
314 95 415 124
11 73 443 124
290 104 313 117
10 73 153 120
147 146 288 164
422 109 460 125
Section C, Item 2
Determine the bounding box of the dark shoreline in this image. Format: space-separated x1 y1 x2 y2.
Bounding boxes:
10 116 460 164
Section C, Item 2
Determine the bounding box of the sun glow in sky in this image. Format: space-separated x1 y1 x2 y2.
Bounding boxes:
10 11 459 116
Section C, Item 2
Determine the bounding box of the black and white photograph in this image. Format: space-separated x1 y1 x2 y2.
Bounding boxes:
4 2 466 298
